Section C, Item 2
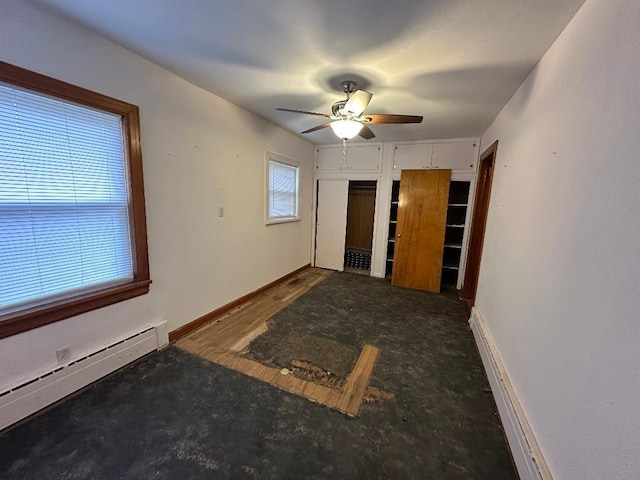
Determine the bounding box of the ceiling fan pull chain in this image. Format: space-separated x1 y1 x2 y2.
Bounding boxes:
342 137 347 164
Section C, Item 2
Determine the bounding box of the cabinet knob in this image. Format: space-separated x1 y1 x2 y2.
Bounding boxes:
397 234 401 238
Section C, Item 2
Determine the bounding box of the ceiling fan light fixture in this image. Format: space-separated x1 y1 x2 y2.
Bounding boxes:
330 119 363 139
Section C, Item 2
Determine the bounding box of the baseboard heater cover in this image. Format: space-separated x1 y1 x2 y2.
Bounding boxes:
469 308 552 480
0 321 168 431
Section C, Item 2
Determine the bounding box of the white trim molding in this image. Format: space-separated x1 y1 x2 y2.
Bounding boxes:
469 308 552 480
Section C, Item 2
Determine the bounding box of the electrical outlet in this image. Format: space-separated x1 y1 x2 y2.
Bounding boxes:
56 346 71 364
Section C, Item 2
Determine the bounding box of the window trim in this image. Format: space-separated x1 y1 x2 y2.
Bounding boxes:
0 60 150 340
265 152 301 225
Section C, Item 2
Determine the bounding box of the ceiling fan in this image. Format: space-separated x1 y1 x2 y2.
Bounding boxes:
277 81 423 140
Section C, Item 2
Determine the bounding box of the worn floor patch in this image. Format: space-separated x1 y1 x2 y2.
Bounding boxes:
363 385 395 404
249 330 359 381
288 359 342 387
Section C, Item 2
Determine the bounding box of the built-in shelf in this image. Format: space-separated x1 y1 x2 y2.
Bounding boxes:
386 180 471 286
440 181 471 290
386 180 401 277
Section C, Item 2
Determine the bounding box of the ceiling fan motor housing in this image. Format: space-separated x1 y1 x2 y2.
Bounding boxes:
332 100 347 117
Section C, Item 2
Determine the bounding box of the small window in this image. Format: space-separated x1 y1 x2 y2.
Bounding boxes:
0 61 150 339
265 152 300 224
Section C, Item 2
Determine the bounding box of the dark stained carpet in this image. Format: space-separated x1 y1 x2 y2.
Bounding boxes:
0 272 516 479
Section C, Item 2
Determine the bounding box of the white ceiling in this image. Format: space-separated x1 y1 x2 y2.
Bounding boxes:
38 0 585 144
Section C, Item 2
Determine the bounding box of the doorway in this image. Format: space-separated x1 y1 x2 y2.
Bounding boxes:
343 181 377 275
461 141 498 307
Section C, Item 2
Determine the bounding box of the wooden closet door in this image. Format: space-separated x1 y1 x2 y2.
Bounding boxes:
392 170 451 292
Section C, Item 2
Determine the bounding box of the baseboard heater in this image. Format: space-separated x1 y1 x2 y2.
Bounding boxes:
0 321 168 432
469 308 552 480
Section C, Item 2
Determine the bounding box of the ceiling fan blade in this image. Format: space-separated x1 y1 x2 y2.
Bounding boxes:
343 90 373 116
277 108 330 118
363 114 423 124
301 122 332 134
358 125 375 140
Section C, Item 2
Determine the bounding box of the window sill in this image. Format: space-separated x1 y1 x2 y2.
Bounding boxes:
0 279 151 340
265 216 301 225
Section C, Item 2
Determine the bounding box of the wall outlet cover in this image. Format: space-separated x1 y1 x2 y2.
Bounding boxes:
56 346 71 364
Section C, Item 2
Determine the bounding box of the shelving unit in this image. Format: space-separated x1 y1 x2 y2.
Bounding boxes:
385 180 400 278
441 181 471 289
385 179 471 288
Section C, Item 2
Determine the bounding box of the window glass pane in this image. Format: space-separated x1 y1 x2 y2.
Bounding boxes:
268 159 298 220
0 82 133 313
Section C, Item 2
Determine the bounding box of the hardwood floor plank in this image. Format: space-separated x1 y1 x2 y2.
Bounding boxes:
340 345 380 416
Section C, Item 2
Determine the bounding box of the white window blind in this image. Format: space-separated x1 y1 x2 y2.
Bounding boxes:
0 82 133 315
267 158 299 223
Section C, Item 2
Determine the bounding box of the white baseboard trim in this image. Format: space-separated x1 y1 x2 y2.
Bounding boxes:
469 308 552 480
0 321 168 432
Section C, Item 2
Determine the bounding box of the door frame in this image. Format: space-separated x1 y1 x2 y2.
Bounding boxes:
461 141 498 307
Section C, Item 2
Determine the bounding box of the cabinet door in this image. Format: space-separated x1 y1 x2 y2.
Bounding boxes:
316 145 381 172
344 144 381 172
315 179 349 271
315 146 346 172
392 143 432 170
431 141 477 171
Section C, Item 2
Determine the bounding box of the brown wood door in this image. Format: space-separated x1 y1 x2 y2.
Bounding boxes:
392 169 451 292
461 141 497 306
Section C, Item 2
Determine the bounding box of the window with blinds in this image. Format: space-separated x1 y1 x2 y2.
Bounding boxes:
0 82 134 315
266 154 300 224
0 61 149 339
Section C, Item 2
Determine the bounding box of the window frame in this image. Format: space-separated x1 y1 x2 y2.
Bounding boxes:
0 60 150 340
265 152 301 225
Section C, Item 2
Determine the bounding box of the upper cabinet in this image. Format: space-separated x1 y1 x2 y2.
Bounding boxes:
392 143 432 170
316 144 382 173
393 140 478 172
431 141 477 171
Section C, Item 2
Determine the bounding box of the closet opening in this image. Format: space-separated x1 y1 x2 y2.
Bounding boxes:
343 180 377 275
385 180 400 279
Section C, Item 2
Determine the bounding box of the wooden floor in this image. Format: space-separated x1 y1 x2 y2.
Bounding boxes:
176 267 381 417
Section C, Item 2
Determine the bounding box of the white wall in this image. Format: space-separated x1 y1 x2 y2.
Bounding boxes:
0 1 314 390
477 0 640 478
